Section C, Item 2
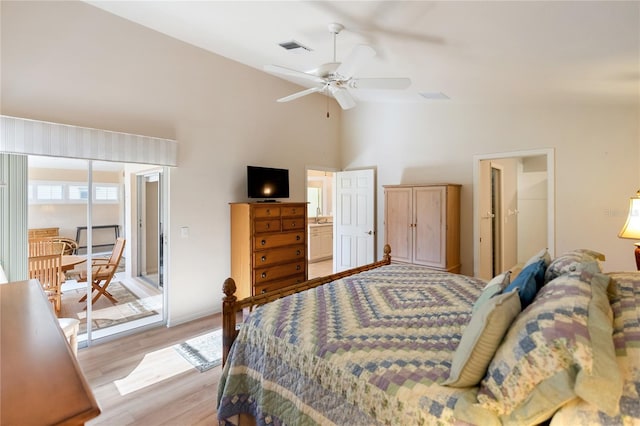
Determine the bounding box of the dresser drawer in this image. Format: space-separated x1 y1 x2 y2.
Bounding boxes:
254 245 305 267
254 219 281 233
282 216 305 231
253 206 281 218
254 261 305 284
254 274 306 294
282 206 304 217
254 232 305 249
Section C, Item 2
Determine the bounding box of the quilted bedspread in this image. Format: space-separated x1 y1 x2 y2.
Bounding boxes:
217 264 487 425
550 272 640 425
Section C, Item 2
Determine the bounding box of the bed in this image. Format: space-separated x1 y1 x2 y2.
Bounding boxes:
217 246 640 425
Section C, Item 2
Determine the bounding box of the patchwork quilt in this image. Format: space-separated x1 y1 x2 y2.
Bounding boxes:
550 272 640 425
217 264 487 425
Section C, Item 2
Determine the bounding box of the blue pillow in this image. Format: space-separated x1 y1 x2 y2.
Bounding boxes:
503 259 546 307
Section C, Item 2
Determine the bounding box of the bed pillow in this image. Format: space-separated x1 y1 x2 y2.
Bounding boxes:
444 290 521 388
507 263 524 282
544 248 605 284
472 271 511 313
502 259 545 307
454 268 622 425
523 248 552 269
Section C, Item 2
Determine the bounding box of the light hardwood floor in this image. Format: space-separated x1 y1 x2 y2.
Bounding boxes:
80 261 332 425
308 258 332 278
79 313 223 425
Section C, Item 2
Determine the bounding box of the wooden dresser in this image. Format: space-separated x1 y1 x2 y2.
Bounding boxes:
1 279 100 425
384 184 461 273
230 202 308 299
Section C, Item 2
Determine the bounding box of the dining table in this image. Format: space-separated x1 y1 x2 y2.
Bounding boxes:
61 254 87 273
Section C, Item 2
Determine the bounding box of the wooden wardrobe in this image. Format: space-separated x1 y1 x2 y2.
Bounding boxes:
383 184 461 273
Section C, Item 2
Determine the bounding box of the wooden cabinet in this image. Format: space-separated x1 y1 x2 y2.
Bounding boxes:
230 202 307 299
384 184 461 273
1 280 100 425
309 224 333 262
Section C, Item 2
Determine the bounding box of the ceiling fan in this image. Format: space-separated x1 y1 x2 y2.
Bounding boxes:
264 23 411 110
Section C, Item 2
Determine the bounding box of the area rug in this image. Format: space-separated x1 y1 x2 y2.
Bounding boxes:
64 281 159 334
172 329 222 372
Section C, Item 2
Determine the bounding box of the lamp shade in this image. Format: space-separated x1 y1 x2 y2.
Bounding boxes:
619 192 640 239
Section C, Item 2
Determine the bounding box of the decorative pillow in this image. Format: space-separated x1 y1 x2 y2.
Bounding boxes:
503 259 546 307
523 248 552 269
444 290 521 388
454 268 622 425
472 271 511 313
507 263 524 282
544 249 605 284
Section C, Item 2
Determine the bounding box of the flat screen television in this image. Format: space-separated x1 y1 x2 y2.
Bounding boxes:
247 166 289 200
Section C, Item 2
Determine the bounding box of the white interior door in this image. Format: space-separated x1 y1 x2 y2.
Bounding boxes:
334 169 375 272
478 160 493 280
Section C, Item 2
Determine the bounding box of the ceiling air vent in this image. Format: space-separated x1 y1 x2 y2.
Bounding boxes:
278 40 312 53
419 92 450 100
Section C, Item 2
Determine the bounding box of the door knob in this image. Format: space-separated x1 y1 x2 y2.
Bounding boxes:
366 230 373 235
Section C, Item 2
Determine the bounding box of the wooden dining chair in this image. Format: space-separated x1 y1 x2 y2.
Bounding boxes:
28 239 64 257
51 237 79 255
78 237 126 305
28 253 63 314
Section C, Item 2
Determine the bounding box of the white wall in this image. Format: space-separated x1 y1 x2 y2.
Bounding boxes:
342 102 639 275
0 1 342 324
517 157 548 264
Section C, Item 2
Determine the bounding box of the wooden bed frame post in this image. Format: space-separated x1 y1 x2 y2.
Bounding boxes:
222 277 238 366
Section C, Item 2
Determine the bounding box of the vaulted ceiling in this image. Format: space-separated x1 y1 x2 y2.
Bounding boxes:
86 1 638 107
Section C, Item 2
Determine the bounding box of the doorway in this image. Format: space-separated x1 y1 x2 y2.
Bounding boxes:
25 155 165 345
137 171 163 288
474 149 555 279
306 169 334 278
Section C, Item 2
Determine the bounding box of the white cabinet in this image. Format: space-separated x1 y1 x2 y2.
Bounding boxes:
384 184 461 273
309 224 333 262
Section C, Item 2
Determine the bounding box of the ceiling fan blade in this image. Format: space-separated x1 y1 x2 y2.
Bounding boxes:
335 44 376 79
349 77 412 90
264 64 325 84
277 87 323 103
328 86 356 110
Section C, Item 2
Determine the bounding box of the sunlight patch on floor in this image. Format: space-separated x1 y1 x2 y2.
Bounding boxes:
114 346 193 396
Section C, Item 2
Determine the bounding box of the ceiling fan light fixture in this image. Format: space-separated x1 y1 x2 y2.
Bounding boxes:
267 22 411 110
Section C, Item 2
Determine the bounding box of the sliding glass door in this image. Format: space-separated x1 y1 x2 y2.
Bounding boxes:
27 156 165 345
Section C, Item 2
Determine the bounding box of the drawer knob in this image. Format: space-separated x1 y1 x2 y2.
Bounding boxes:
296 250 301 256
261 255 266 262
261 289 267 294
261 239 266 246
291 221 296 227
261 272 267 279
296 235 301 241
266 223 270 229
296 265 301 271
266 209 271 215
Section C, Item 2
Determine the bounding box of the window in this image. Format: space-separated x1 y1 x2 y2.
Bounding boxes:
68 185 89 201
95 185 118 201
35 184 64 201
29 181 119 204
